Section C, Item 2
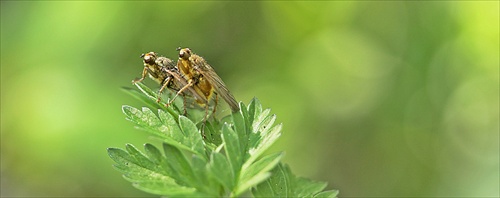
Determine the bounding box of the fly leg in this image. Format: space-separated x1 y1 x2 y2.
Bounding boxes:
181 94 187 116
166 79 194 108
157 77 173 103
200 104 209 139
212 93 218 117
132 67 148 84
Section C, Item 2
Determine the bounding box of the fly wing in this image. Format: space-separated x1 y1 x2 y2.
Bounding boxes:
191 55 240 112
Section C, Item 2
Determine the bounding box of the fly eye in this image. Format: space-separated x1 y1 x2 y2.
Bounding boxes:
179 48 191 59
179 50 186 58
143 54 156 64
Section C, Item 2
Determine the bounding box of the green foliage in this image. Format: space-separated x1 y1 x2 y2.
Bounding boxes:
252 163 339 197
108 83 338 197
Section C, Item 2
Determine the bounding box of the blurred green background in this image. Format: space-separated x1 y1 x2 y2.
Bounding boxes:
1 1 498 197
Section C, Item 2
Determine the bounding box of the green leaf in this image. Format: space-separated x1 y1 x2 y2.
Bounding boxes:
126 82 182 118
122 105 205 157
134 82 182 114
191 155 220 196
252 108 271 133
178 116 205 159
121 86 164 111
208 152 234 191
134 82 160 100
107 145 197 196
203 120 223 146
157 109 183 141
143 143 162 164
108 147 135 172
294 177 328 197
252 163 338 198
247 97 263 127
224 102 284 196
236 152 283 195
239 101 252 135
125 144 160 173
122 105 164 136
314 190 340 198
252 163 291 197
232 107 248 158
162 143 195 187
113 83 339 197
132 180 196 196
221 123 242 176
245 123 282 168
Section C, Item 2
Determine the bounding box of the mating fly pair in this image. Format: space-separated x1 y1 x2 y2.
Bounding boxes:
132 48 239 123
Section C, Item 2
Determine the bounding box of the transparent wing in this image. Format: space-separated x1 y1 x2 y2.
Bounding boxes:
191 55 240 112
